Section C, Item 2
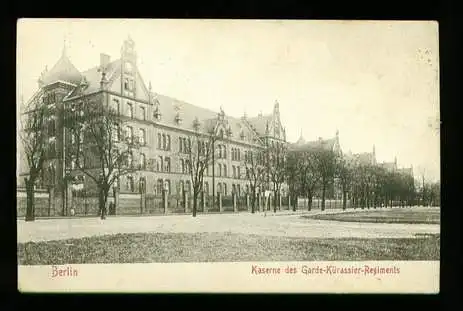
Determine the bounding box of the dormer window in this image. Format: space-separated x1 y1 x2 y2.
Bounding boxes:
175 113 182 125
240 131 245 140
193 118 200 131
153 107 161 120
174 104 182 125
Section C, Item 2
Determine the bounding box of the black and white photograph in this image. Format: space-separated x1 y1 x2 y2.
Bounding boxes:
16 19 440 293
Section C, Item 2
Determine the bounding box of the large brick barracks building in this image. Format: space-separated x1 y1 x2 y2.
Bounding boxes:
18 37 289 215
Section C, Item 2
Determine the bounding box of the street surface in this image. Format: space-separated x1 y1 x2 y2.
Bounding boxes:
17 207 440 243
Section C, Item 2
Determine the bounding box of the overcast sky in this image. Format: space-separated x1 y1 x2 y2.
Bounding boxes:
17 19 440 182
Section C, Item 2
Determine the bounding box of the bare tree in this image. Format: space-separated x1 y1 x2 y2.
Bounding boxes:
313 148 337 211
64 93 139 219
20 90 50 221
266 141 287 213
298 151 320 211
244 149 266 213
285 151 300 211
185 121 218 217
336 155 353 210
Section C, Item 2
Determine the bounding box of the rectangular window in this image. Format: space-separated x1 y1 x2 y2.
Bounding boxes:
140 154 146 170
127 102 133 118
139 128 146 145
125 126 133 143
113 124 120 142
112 99 120 115
158 156 163 172
165 180 171 195
165 157 171 172
232 166 236 178
167 135 171 151
127 152 133 168
223 164 227 177
237 166 240 179
124 78 130 91
140 106 146 120
158 133 162 149
179 137 183 153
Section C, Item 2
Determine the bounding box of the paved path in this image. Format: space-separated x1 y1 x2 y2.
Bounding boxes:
17 207 440 243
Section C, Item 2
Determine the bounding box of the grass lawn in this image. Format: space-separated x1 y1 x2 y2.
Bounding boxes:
303 208 440 224
18 232 440 265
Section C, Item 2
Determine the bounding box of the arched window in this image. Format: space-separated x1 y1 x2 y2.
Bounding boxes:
179 180 184 194
232 184 236 194
156 179 163 195
165 179 171 194
217 183 222 194
162 134 167 150
139 177 146 193
185 181 191 193
223 164 227 177
223 183 227 196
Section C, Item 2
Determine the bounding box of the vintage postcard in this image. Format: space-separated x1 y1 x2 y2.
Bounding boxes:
17 19 440 293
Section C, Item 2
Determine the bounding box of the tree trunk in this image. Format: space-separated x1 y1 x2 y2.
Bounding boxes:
307 192 313 211
342 190 347 210
25 178 35 222
99 187 108 220
251 190 256 214
321 182 326 211
273 190 277 213
193 192 198 217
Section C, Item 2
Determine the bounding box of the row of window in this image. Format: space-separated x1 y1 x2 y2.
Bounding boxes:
217 144 227 159
231 148 241 161
158 133 171 151
179 137 191 154
112 99 146 121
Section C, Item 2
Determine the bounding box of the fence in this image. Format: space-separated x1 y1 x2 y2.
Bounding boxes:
296 198 349 209
18 187 411 219
17 188 51 217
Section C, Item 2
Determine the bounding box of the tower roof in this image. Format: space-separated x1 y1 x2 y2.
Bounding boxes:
40 48 82 86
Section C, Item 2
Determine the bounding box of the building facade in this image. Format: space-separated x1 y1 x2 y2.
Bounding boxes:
18 38 288 213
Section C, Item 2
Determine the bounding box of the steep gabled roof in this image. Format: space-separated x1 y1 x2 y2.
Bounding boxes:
246 114 273 136
40 50 82 86
66 59 122 98
152 93 261 144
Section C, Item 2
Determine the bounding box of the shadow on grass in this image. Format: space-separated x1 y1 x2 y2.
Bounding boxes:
18 232 440 265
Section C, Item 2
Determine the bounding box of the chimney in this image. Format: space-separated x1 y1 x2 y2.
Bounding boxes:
100 53 111 71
